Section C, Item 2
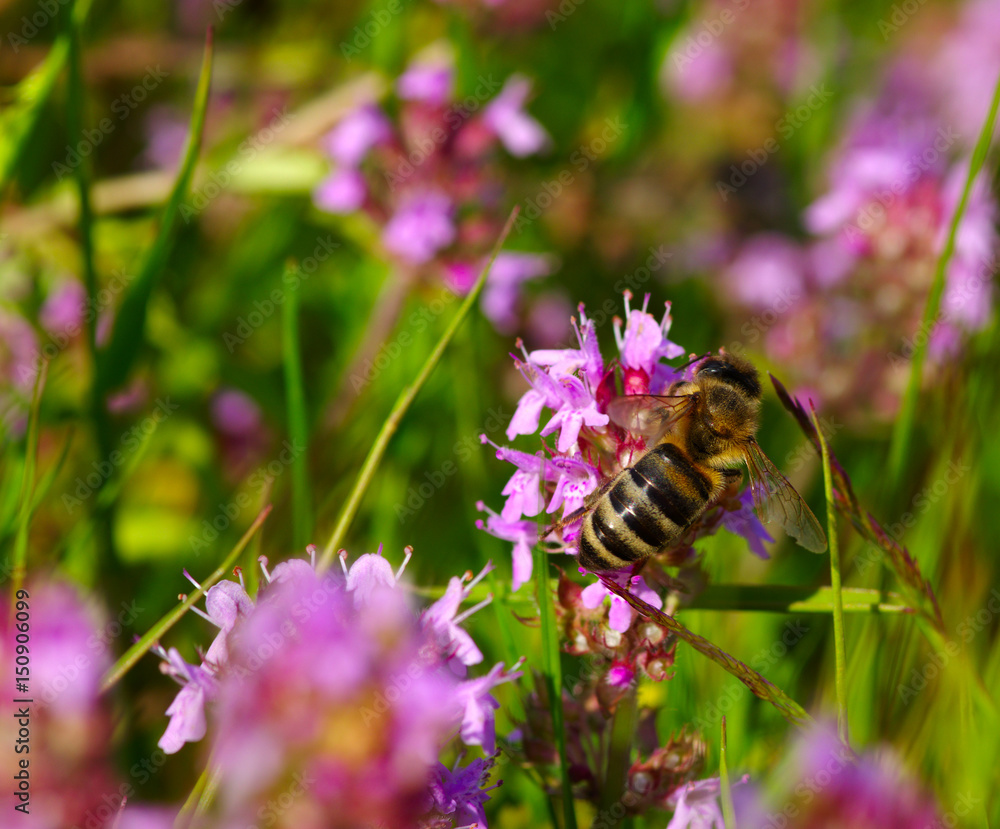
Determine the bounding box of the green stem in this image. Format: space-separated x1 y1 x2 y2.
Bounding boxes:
318 208 519 570
534 544 577 829
283 277 312 549
600 683 637 818
10 364 47 606
720 717 737 829
812 406 848 746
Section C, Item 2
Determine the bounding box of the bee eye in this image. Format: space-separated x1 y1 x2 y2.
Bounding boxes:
697 359 760 398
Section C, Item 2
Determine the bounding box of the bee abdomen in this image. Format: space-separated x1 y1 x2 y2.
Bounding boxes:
577 442 715 572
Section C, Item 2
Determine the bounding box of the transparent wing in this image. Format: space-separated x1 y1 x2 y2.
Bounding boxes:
744 439 828 553
606 393 695 445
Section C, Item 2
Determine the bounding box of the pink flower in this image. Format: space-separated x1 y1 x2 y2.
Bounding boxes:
581 575 662 633
313 167 367 213
397 57 454 105
382 191 456 264
324 104 391 166
421 562 494 676
482 75 551 157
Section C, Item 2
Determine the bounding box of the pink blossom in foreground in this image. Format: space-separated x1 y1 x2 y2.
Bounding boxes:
151 547 520 828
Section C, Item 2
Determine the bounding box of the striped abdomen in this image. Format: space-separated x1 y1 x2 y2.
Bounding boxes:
577 442 717 571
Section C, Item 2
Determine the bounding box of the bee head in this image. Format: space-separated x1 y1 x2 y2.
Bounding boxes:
689 352 762 462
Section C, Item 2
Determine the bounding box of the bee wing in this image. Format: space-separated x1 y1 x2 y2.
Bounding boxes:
744 439 828 553
607 394 694 444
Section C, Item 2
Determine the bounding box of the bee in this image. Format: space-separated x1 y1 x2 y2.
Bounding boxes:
559 351 827 572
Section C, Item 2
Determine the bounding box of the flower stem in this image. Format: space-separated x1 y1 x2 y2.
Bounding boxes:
533 544 578 829
720 717 737 829
811 405 848 746
318 207 518 571
600 682 637 819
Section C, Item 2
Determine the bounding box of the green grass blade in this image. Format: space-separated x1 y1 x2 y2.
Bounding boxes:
534 545 577 829
812 406 848 746
96 31 214 395
0 0 94 196
720 717 737 829
283 271 312 549
10 363 47 604
602 578 814 728
100 504 271 693
888 68 1000 483
318 207 520 570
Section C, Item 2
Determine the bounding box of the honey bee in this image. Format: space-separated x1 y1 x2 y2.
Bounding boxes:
559 351 827 572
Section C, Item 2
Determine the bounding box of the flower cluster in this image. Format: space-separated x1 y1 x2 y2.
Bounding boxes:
479 291 772 593
717 55 997 424
314 44 557 333
154 546 520 829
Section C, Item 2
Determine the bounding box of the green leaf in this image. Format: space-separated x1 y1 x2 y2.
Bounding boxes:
95 31 214 395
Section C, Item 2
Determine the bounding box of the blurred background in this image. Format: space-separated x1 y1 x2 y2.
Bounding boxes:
2 0 999 824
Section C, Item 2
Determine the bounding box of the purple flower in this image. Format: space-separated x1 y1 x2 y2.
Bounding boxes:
539 373 610 453
723 235 806 310
344 545 412 607
613 292 685 380
719 489 774 559
482 75 551 157
482 251 557 333
581 575 661 633
156 647 216 753
477 507 539 591
546 456 600 519
397 56 454 105
39 279 85 337
313 168 367 213
422 562 494 676
382 191 456 264
668 775 748 829
455 661 523 754
211 388 262 437
324 104 391 167
423 758 498 828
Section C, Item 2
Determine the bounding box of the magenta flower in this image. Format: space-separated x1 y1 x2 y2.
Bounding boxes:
382 190 457 264
397 55 454 105
581 575 662 633
422 757 499 828
668 775 748 829
39 279 86 337
482 251 557 332
482 75 551 157
313 167 367 213
720 489 774 559
324 104 392 166
150 547 520 828
476 507 539 591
